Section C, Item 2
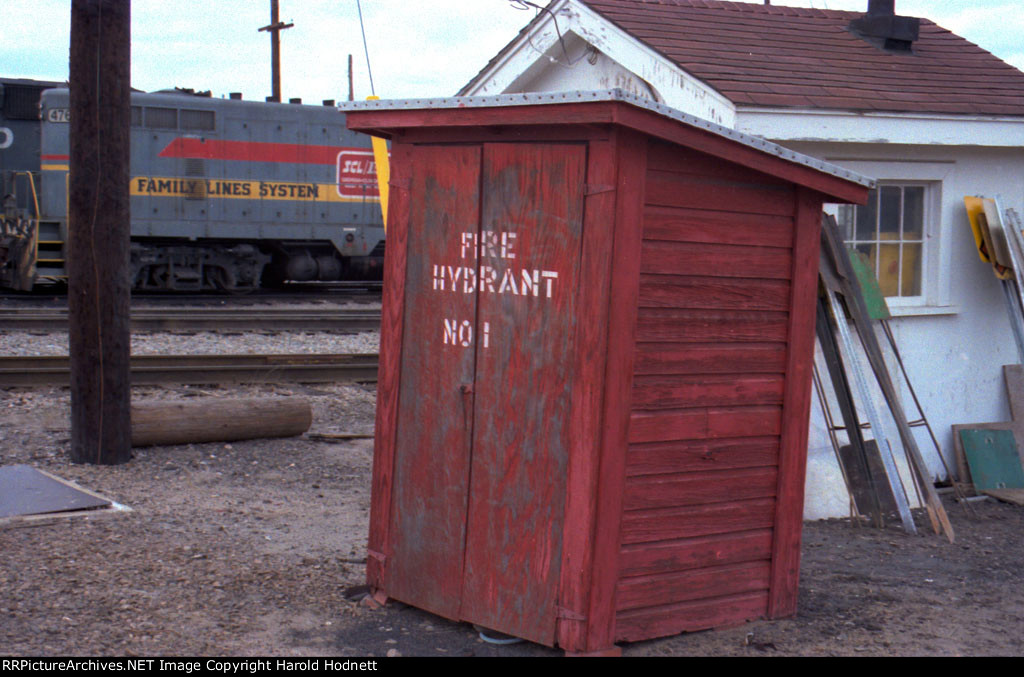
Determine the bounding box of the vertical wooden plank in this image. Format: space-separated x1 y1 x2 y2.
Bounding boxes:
556 135 618 653
584 130 648 652
383 144 482 620
767 187 823 618
459 143 586 647
366 142 413 592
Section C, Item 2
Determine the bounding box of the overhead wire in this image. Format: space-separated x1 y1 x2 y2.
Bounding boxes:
356 0 376 96
509 0 587 68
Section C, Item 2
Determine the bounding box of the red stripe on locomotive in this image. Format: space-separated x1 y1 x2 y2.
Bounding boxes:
159 137 342 164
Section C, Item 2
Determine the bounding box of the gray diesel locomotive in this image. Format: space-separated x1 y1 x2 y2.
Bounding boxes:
1 79 385 292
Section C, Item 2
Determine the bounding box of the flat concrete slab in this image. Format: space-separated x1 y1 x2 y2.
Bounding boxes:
0 464 112 519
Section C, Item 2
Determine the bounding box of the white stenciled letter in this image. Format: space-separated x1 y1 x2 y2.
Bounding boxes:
482 230 499 259
501 232 516 259
446 265 463 292
463 266 477 294
459 320 473 347
443 319 458 345
521 269 540 297
460 232 477 259
498 268 519 295
480 265 497 293
542 270 559 298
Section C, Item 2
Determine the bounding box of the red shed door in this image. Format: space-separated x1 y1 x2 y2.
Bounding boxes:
388 142 586 646
386 145 481 619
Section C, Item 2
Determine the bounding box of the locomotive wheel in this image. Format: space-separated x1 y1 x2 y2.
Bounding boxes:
209 266 255 295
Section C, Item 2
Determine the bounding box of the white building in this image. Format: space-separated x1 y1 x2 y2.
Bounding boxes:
460 0 1024 517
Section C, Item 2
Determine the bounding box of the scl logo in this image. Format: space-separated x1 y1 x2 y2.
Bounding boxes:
0 127 12 150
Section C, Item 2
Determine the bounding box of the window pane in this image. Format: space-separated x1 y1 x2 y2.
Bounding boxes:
903 186 924 239
855 243 877 277
131 106 142 126
855 190 877 241
879 186 901 236
901 243 923 296
877 243 901 297
835 182 928 299
836 204 858 241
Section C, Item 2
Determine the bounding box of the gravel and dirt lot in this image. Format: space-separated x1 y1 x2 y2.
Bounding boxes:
2 328 1023 657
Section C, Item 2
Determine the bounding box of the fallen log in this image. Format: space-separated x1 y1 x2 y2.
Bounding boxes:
131 397 312 448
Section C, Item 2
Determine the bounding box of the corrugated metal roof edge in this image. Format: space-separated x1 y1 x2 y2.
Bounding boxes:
340 89 874 188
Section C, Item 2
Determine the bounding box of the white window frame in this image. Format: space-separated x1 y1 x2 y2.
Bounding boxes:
823 160 954 316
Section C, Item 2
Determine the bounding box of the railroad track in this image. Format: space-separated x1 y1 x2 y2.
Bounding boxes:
0 307 382 332
0 353 379 387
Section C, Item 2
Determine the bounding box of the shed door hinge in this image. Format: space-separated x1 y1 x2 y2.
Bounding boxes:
388 179 410 191
556 606 587 622
584 183 615 196
367 549 387 565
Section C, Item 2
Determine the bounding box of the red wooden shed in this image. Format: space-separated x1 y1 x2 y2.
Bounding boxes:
344 90 871 655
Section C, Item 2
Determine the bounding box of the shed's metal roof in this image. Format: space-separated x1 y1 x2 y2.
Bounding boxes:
340 89 874 188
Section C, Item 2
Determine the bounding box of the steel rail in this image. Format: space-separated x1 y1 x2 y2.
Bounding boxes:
0 307 382 332
0 353 379 387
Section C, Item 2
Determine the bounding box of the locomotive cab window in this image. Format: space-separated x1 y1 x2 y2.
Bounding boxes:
144 106 177 129
181 109 215 131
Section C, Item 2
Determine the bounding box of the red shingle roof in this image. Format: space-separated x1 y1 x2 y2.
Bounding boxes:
579 0 1024 116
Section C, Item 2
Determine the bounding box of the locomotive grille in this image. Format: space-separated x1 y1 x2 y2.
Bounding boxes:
184 158 207 200
2 85 44 120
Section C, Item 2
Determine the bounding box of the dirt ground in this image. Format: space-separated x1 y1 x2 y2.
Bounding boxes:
2 382 1023 658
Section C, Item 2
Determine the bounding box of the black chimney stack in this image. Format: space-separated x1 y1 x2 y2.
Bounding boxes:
848 0 920 52
867 0 895 15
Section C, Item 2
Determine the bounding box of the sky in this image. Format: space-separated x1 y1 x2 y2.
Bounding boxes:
2 1 1023 104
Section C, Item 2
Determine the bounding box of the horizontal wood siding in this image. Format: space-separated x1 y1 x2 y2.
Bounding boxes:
629 405 783 444
616 561 771 612
642 240 792 279
644 207 794 248
646 172 795 217
623 467 779 511
638 274 791 311
626 437 780 477
636 309 789 343
620 498 777 545
619 529 774 578
631 374 785 410
615 140 795 642
634 342 788 375
615 592 769 643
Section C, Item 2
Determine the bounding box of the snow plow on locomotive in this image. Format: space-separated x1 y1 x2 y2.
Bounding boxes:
1 81 385 293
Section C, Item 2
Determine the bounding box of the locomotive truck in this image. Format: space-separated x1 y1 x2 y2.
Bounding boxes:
0 78 385 292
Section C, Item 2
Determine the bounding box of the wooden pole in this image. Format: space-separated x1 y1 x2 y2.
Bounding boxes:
259 0 294 103
68 0 132 465
348 54 354 101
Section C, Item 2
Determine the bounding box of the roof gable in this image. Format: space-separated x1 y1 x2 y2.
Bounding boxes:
581 0 1024 116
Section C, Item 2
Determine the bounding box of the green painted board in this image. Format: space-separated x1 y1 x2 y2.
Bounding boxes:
848 248 891 321
959 429 1024 491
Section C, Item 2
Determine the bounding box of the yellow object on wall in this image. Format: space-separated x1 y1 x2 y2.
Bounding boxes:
367 96 390 231
964 196 1013 280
